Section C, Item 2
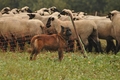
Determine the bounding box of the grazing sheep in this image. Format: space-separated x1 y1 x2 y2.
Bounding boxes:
107 10 120 54
93 19 115 53
82 15 116 53
0 17 45 52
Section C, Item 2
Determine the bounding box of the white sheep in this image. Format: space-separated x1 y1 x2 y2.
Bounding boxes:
107 10 120 54
45 16 102 52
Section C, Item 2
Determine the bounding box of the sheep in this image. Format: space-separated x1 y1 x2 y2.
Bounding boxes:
48 6 59 14
10 8 20 14
0 17 45 52
46 16 102 53
20 6 32 13
27 13 59 26
60 9 85 21
78 14 115 53
35 8 50 16
61 9 74 18
84 15 107 20
91 19 115 53
0 7 11 14
107 10 120 54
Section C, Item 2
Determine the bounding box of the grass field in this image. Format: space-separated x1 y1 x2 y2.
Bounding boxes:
0 50 120 80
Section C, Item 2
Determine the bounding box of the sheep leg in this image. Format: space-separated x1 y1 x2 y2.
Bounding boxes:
106 40 116 53
0 36 8 52
115 40 120 54
17 37 25 52
97 41 103 53
87 38 93 52
89 38 103 53
0 37 3 50
9 40 16 52
2 40 8 52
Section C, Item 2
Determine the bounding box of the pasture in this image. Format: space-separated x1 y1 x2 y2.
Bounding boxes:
0 6 120 80
0 49 120 80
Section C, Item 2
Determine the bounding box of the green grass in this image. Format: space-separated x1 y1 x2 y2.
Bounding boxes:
0 50 120 80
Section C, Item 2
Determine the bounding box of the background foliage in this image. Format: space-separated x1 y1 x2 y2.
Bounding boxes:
0 0 120 15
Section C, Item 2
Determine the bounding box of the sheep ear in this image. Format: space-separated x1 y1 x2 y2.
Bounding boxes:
61 26 64 30
51 17 54 21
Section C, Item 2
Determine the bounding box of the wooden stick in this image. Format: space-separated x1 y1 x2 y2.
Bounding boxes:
69 13 88 58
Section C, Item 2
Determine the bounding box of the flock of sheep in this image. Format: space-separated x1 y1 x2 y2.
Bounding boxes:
0 6 119 55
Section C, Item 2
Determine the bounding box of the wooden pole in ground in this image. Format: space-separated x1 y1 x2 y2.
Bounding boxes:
69 13 88 58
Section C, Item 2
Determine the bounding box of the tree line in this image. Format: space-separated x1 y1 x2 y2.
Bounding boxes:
0 0 120 15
